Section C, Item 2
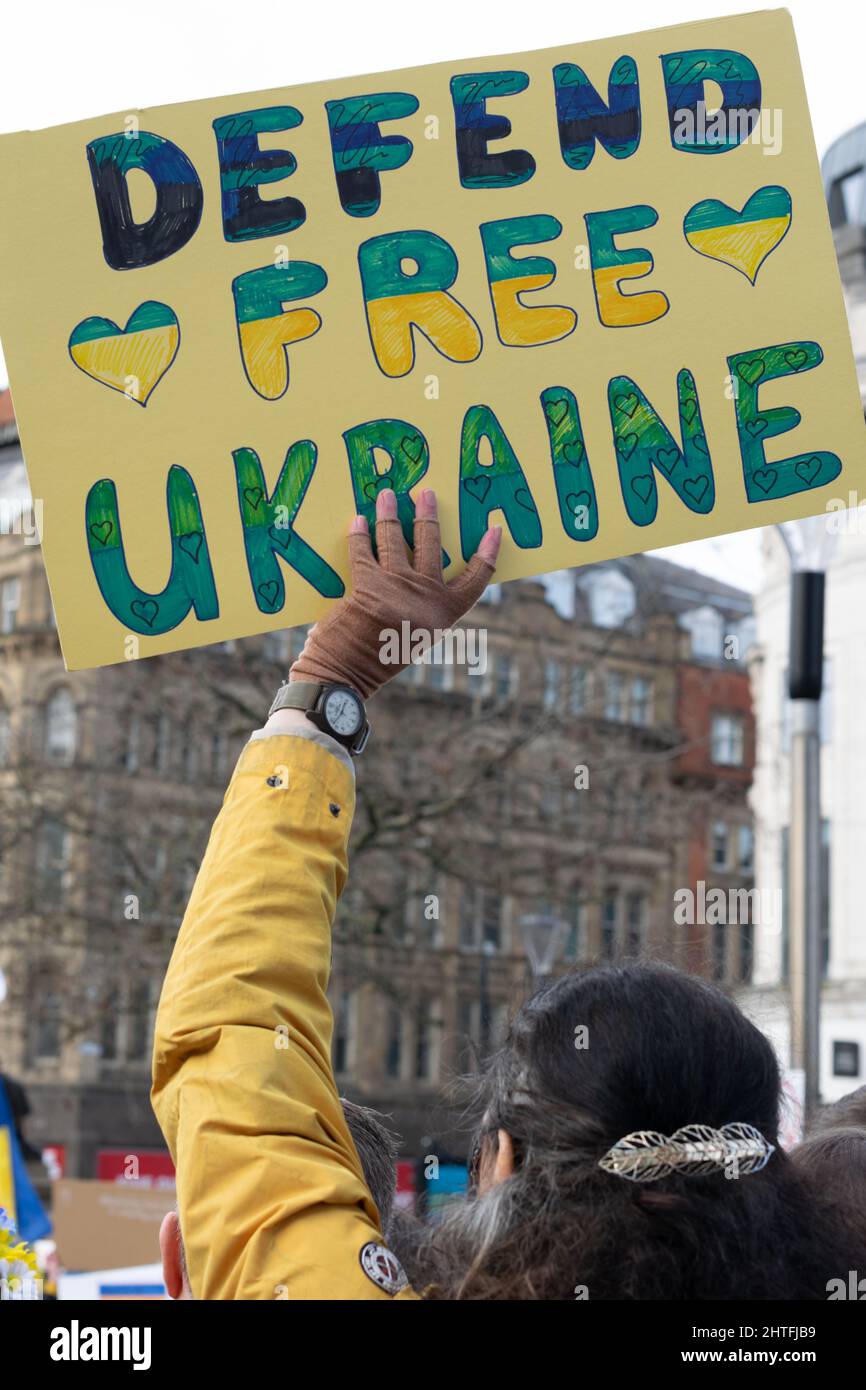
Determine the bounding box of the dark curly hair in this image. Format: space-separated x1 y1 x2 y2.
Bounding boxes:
419 961 866 1299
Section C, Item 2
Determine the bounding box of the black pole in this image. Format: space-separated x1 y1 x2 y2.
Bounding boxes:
786 565 826 1120
788 570 825 700
479 948 490 1057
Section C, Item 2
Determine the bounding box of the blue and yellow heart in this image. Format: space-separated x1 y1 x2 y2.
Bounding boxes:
683 186 792 284
68 301 179 405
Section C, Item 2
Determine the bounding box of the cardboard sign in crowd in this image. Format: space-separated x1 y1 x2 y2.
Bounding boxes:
0 8 862 669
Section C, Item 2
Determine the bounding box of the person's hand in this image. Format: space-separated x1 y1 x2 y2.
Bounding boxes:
290 488 502 697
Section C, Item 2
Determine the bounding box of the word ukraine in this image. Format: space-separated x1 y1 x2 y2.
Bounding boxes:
85 339 835 639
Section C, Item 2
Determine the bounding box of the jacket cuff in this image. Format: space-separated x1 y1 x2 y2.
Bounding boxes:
248 713 356 776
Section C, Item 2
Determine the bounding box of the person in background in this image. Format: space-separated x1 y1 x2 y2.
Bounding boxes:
810 1084 866 1134
790 1124 866 1248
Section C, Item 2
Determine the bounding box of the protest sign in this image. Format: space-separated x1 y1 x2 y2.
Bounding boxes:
51 1179 167 1271
0 8 861 668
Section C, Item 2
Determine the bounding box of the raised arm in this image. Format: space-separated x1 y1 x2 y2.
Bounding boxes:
151 488 500 1300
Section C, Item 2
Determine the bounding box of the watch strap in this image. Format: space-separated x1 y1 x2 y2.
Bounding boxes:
268 681 324 717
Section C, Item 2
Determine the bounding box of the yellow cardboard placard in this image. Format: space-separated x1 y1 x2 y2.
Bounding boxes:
0 8 862 669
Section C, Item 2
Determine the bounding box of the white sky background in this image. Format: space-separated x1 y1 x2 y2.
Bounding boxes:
2 0 864 591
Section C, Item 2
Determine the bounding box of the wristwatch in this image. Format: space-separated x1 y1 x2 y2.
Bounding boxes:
268 680 371 755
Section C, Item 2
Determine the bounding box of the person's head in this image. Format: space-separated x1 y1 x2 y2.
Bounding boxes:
160 1097 400 1299
810 1084 866 1135
422 960 866 1300
792 1126 866 1232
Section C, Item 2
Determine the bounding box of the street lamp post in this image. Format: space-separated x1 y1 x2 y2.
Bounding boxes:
478 939 496 1056
518 913 567 986
776 518 836 1121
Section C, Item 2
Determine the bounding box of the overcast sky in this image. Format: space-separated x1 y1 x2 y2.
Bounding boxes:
2 0 863 589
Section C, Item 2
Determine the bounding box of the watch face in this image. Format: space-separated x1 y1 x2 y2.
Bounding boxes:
323 688 363 737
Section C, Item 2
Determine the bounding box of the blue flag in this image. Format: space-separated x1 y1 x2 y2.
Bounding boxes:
0 1077 51 1242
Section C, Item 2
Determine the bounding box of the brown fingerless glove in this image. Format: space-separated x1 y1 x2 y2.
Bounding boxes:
290 496 499 699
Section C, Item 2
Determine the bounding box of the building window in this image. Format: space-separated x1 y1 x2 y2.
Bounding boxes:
34 987 62 1060
604 671 627 722
263 630 290 663
630 677 653 726
1 577 20 634
711 712 745 766
541 776 562 820
150 713 171 772
100 991 119 1062
124 715 141 773
292 626 311 659
494 652 515 701
736 617 757 660
127 981 153 1062
428 656 454 692
459 884 502 952
543 660 560 711
681 605 723 660
711 821 729 871
833 1041 861 1079
829 166 864 227
184 738 199 782
211 730 230 778
601 893 618 958
0 705 10 765
333 990 354 1076
399 660 423 686
415 874 442 949
457 998 476 1070
739 921 754 985
738 824 755 873
414 1000 440 1082
44 688 77 764
713 921 727 981
630 778 649 832
625 892 646 955
584 569 635 628
138 844 167 917
569 665 587 715
37 818 69 903
563 894 583 961
384 1004 403 1080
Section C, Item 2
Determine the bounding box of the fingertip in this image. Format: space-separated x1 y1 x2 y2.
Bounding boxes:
349 514 369 535
376 487 397 520
415 488 438 520
479 525 502 564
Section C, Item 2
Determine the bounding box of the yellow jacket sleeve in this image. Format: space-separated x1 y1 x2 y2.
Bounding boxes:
151 732 418 1300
